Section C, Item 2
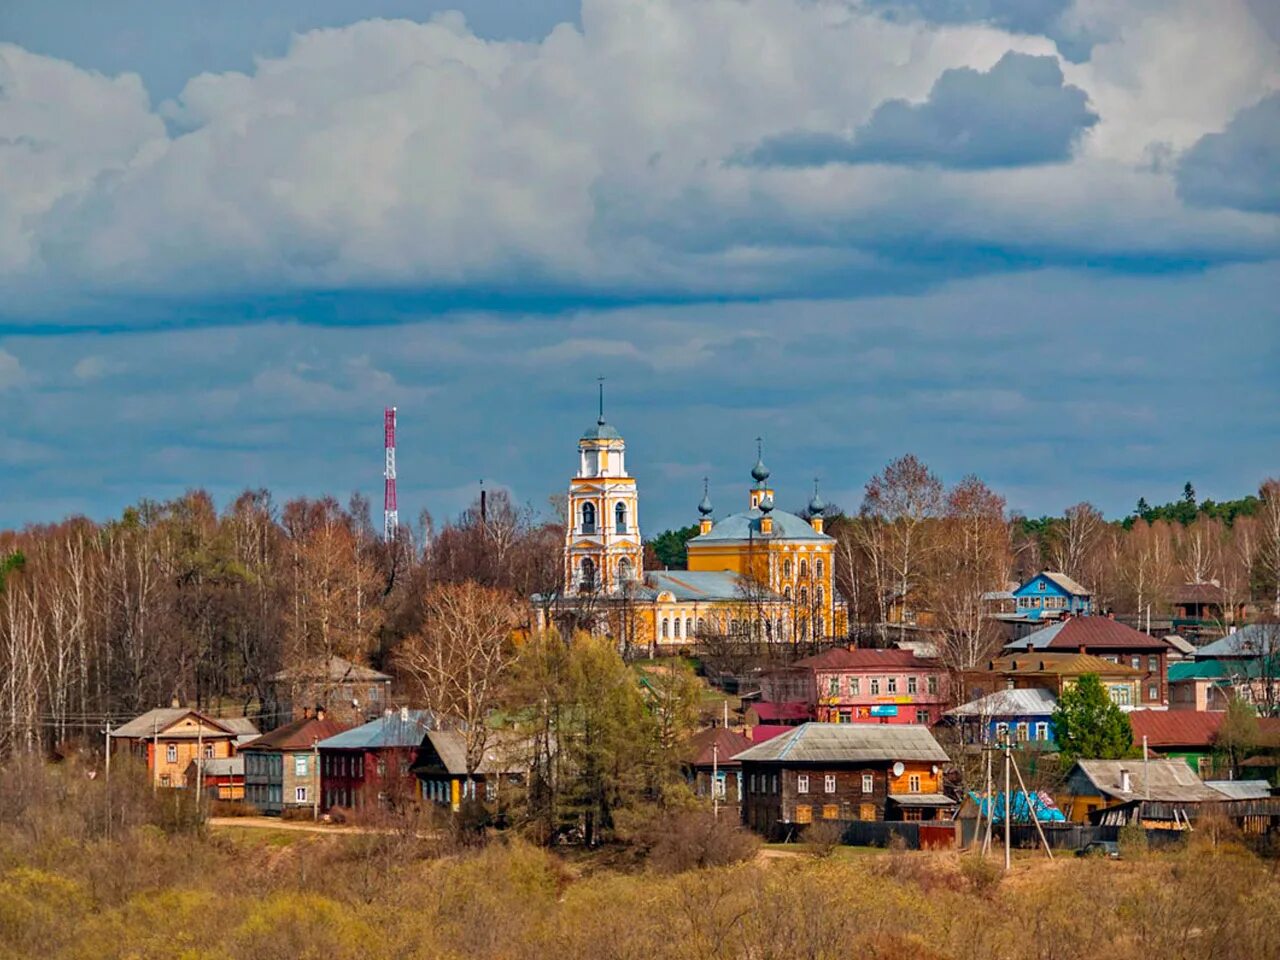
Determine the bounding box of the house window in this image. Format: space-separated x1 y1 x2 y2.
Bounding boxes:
903 808 923 822
749 774 757 792
1037 581 1045 592
1016 722 1029 742
887 677 898 694
859 803 875 821
1148 655 1159 672
203 744 214 759
824 774 836 794
165 744 177 763
1103 655 1117 664
828 677 839 697
995 722 1009 741
927 676 938 695
486 780 498 801
615 501 627 533
581 502 596 533
773 775 780 794
1110 686 1131 706
1035 723 1049 741
295 755 309 778
295 786 308 803
369 685 382 701
861 773 873 794
797 774 810 794
870 678 881 695
838 709 852 723
907 676 918 694
376 758 387 778
1131 656 1141 670
160 775 171 787
908 774 921 793
915 709 930 725
1148 684 1159 701
850 678 860 695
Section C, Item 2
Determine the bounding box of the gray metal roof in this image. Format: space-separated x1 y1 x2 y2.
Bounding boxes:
645 569 778 602
1071 759 1223 803
1206 780 1272 800
1196 624 1279 659
417 730 523 776
688 507 832 544
581 419 622 441
888 793 957 806
732 722 950 764
270 655 392 684
200 757 244 777
109 708 241 739
945 688 1058 718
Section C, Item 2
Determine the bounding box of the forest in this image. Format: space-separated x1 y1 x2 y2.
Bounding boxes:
0 458 1277 756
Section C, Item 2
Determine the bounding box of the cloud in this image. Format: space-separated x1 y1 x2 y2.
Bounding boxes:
0 0 1276 324
861 0 1097 62
1176 92 1280 215
744 52 1098 169
0 349 30 390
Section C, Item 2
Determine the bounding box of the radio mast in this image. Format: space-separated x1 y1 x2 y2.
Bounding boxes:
383 406 398 542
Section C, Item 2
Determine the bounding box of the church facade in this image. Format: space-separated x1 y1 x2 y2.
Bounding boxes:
536 409 847 649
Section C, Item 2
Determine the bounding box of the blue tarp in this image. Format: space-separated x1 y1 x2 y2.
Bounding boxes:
969 789 1066 823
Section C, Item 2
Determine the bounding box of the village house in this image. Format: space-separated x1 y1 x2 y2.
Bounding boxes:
109 706 259 788
240 710 347 815
1172 581 1254 631
941 688 1059 749
682 726 753 804
318 708 434 812
801 647 949 725
269 655 393 727
185 757 246 800
963 652 1145 709
1009 571 1093 622
735 722 953 838
1003 616 1173 706
412 729 526 811
1128 710 1230 779
1058 758 1223 823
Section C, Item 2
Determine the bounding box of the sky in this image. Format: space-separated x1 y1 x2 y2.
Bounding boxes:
0 0 1277 534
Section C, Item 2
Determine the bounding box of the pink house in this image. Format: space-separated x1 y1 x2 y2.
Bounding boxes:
794 648 950 725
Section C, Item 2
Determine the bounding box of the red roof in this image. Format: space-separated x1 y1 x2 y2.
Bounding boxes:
241 715 348 752
794 647 935 671
1025 617 1171 651
1175 582 1225 604
749 724 792 744
1129 710 1222 749
748 701 813 722
686 727 753 767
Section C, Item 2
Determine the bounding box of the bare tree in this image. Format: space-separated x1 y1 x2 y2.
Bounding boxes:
1259 480 1280 616
396 582 522 785
1049 502 1105 582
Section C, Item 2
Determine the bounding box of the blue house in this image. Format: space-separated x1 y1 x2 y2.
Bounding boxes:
942 688 1058 748
1011 571 1092 621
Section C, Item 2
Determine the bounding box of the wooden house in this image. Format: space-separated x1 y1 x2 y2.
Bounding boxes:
1008 571 1093 622
186 757 245 801
941 688 1059 749
963 652 1144 708
240 710 347 814
734 722 953 839
109 706 258 788
1058 758 1222 823
682 727 753 804
798 646 949 725
411 729 525 811
317 708 435 812
269 656 393 727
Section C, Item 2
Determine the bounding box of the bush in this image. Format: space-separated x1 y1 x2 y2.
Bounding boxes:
959 853 1002 895
803 819 845 858
1118 819 1148 859
641 809 759 873
208 800 260 818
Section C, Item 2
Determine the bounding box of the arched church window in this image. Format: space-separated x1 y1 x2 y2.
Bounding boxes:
685 617 693 638
799 559 809 579
817 585 824 605
816 558 824 579
582 502 596 534
696 618 705 634
800 588 809 606
618 557 633 582
783 558 792 579
815 616 825 639
784 586 792 600
580 557 596 590
661 618 670 639
615 501 627 533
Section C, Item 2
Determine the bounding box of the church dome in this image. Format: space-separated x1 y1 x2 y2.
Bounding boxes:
581 418 622 441
759 494 774 514
808 489 826 517
698 492 714 516
750 457 770 483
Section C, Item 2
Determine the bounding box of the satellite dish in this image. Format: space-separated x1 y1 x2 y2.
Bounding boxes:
892 761 905 778
931 765 940 775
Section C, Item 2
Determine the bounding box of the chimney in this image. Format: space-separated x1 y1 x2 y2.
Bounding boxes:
171 697 181 709
1119 768 1131 794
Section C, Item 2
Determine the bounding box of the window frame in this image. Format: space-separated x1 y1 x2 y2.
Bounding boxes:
797 773 810 794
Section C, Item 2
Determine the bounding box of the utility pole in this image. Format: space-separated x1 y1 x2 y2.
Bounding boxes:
1143 735 1150 800
104 720 112 841
196 720 204 813
712 742 720 821
152 716 159 793
313 739 321 821
1003 738 1012 872
981 744 993 855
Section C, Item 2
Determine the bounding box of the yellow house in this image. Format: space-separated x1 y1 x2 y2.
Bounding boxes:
109 706 258 788
536 408 846 647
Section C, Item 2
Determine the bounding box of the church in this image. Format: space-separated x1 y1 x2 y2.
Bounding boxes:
535 404 847 650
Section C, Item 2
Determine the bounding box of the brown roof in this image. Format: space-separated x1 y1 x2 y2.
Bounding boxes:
748 701 813 722
241 715 348 752
795 647 936 671
1008 616 1171 652
1174 581 1225 604
270 655 392 684
685 727 753 768
981 653 1142 677
1129 710 1222 749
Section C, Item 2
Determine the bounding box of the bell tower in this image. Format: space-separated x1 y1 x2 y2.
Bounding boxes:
564 383 643 596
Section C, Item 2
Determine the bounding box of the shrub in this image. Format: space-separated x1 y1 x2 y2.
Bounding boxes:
1118 819 1148 859
208 800 260 818
803 819 845 858
959 853 1002 895
642 809 759 873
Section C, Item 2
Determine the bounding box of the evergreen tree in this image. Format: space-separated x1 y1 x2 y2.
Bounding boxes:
647 524 700 569
0 551 23 592
1051 674 1134 762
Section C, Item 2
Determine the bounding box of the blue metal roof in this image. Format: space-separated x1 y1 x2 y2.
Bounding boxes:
1196 624 1276 659
687 507 831 544
315 709 436 750
581 419 622 440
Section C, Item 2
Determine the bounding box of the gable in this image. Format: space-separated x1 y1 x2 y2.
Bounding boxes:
1013 574 1071 599
162 713 235 739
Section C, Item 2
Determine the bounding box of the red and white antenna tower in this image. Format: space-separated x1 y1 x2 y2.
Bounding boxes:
383 406 398 542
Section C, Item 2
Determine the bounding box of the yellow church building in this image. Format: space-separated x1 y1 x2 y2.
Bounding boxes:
537 406 847 650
